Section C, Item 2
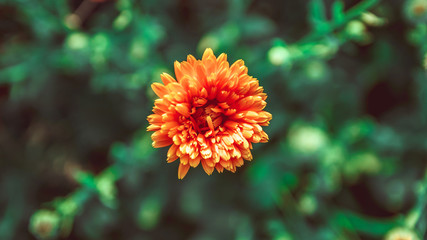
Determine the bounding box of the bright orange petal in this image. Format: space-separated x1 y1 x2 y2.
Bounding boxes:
215 164 224 173
202 48 215 61
178 163 190 179
174 61 183 81
151 83 168 98
189 156 201 167
152 139 173 148
160 73 176 85
167 144 179 163
201 160 214 175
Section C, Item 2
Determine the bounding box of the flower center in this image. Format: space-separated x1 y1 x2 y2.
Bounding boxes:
191 104 223 134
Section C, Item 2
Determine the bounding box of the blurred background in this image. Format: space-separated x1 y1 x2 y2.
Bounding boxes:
1 0 427 239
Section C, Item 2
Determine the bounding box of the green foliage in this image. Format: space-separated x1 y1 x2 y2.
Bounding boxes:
1 0 427 239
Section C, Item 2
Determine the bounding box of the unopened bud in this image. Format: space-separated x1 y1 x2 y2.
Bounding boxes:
29 210 60 240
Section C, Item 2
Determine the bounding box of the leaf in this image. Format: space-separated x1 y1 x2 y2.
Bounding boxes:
95 170 118 209
74 171 97 191
309 0 327 26
110 142 128 163
332 1 345 24
331 211 402 237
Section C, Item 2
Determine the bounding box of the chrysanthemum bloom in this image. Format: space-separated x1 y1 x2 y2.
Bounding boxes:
147 48 272 179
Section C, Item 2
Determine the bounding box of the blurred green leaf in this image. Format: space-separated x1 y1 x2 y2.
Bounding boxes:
309 0 329 33
332 1 345 24
331 211 402 237
74 171 97 191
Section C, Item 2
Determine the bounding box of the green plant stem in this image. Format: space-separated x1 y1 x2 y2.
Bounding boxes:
49 165 123 233
298 0 380 44
405 169 427 229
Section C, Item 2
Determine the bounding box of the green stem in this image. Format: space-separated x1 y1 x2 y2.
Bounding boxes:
298 0 380 44
405 169 427 229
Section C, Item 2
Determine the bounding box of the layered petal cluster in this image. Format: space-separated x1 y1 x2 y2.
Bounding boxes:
147 48 272 179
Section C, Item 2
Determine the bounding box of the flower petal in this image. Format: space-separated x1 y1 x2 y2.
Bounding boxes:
201 160 214 175
151 83 168 98
160 73 176 85
178 163 190 179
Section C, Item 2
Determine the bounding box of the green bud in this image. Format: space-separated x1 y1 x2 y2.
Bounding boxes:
113 10 133 31
405 0 427 22
298 194 317 215
288 124 328 155
304 60 328 82
66 32 89 50
268 46 291 66
385 227 420 240
29 210 60 240
361 12 387 26
346 20 366 38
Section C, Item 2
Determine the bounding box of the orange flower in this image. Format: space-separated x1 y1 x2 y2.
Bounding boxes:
147 48 272 179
